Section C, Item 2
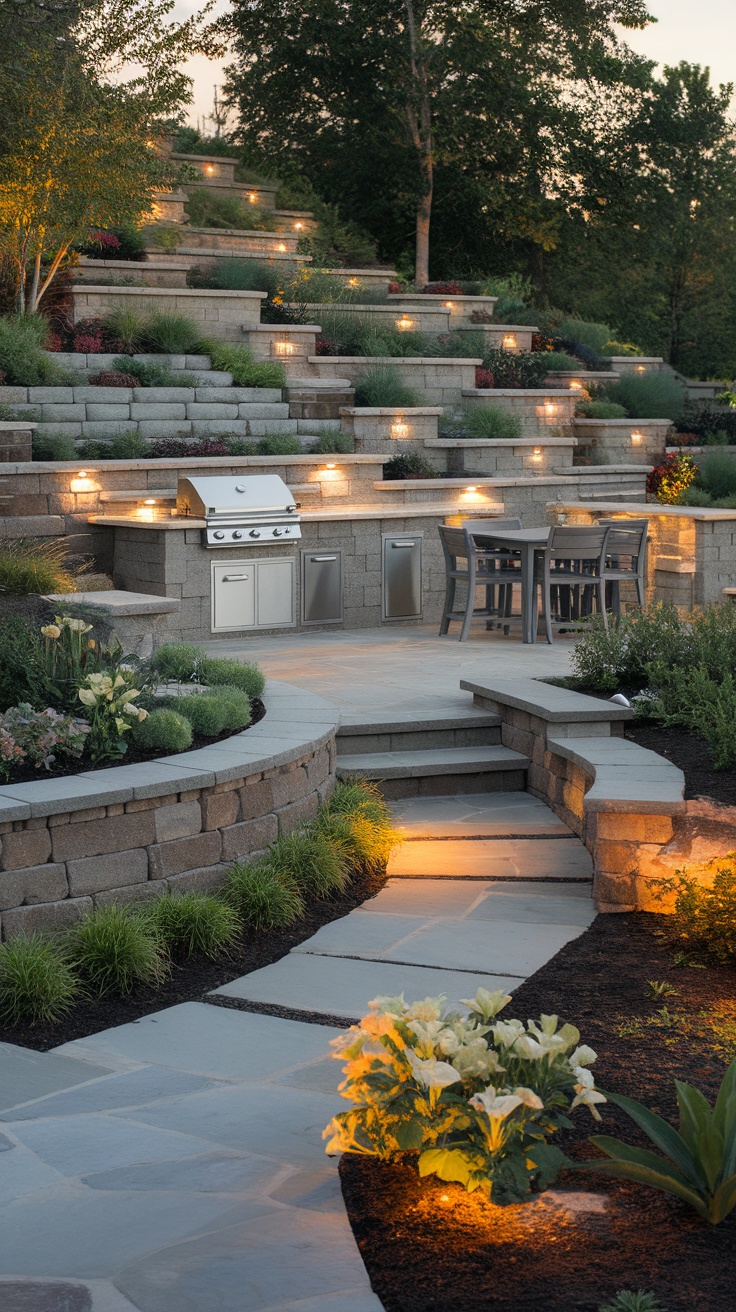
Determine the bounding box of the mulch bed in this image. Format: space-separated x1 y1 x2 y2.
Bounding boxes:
625 721 736 809
0 861 388 1053
340 912 736 1312
1 698 266 785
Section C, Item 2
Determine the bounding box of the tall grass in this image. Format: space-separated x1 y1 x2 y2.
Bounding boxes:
143 892 242 959
353 364 422 407
66 905 168 996
0 537 76 594
225 859 305 928
605 372 686 422
315 779 400 871
0 934 79 1027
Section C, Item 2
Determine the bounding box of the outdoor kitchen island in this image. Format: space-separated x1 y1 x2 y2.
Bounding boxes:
88 472 505 641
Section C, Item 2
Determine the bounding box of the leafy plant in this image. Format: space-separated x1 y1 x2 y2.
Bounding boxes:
188 256 281 295
645 981 678 999
353 364 422 407
584 1057 736 1224
32 431 78 461
266 828 352 899
0 703 89 774
542 350 581 372
256 433 302 455
0 314 70 386
606 372 686 422
150 642 206 683
650 856 736 963
199 656 265 699
482 348 549 389
184 186 277 232
647 451 697 503
697 450 736 500
0 537 76 594
143 892 242 960
598 1293 668 1312
645 663 736 769
556 317 615 355
225 858 305 929
66 905 168 996
110 356 194 388
315 778 399 871
0 933 79 1027
104 307 145 354
444 404 523 441
570 606 685 693
132 706 193 752
0 616 43 711
202 341 286 389
383 452 438 479
76 666 149 761
325 991 604 1204
576 400 627 419
309 431 355 454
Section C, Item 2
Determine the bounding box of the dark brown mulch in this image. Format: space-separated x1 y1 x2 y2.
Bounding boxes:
625 720 736 809
340 912 736 1312
0 862 387 1053
1 698 266 785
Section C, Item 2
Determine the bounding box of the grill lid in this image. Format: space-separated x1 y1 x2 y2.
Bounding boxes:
177 475 297 520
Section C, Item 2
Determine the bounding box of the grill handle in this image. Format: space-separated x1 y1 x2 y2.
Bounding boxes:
221 574 250 582
391 541 417 548
309 555 337 562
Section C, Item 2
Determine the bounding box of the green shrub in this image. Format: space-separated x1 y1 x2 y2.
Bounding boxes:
0 403 37 422
383 452 438 480
0 314 69 386
570 606 686 693
483 348 549 389
132 707 193 752
104 307 145 354
698 450 736 500
151 642 206 682
599 1292 668 1312
461 404 522 441
225 859 305 928
256 433 302 455
606 372 686 422
353 364 422 408
309 431 354 454
78 431 147 460
650 856 736 964
184 187 277 232
111 356 195 388
175 688 250 737
199 656 265 699
202 342 286 389
676 485 713 507
32 431 78 461
143 891 242 959
556 317 614 354
541 350 581 372
0 616 43 711
266 829 352 899
479 273 531 319
66 905 168 996
208 685 253 729
0 536 75 595
188 257 281 295
315 778 399 870
646 663 736 770
140 312 205 355
0 933 79 1027
576 400 627 419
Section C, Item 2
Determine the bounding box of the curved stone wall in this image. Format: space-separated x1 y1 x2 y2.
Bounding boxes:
0 682 339 938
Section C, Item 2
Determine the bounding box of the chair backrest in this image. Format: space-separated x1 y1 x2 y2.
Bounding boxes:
547 524 610 563
599 518 648 568
438 523 473 567
460 517 522 534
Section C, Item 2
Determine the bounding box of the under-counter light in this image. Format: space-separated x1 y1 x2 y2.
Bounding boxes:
466 484 477 492
636 365 646 373
205 164 215 175
70 470 97 492
545 402 557 415
502 333 517 350
631 430 644 445
445 300 455 309
144 498 156 504
277 243 286 251
531 446 543 462
396 316 415 331
294 221 304 231
248 192 258 202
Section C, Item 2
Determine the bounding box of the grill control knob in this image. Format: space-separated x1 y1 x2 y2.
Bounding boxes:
284 528 291 534
232 531 242 540
235 484 246 493
249 529 261 538
273 528 283 537
213 530 225 540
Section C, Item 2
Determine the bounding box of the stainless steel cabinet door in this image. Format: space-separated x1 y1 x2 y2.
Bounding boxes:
257 558 295 627
382 535 422 620
211 558 295 631
301 550 343 624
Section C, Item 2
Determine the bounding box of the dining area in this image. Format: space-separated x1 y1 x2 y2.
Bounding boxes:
437 517 648 643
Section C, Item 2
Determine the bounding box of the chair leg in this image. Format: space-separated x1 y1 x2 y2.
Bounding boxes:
439 574 455 636
459 563 475 642
598 579 608 631
544 565 553 644
636 577 645 608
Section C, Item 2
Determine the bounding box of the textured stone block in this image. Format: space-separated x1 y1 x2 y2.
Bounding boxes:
67 848 148 895
130 403 187 420
186 403 239 419
1 828 52 871
220 814 278 861
95 881 165 908
2 897 92 938
201 789 240 831
51 812 155 862
153 801 202 843
85 404 131 421
595 812 674 844
238 778 276 820
166 863 230 895
0 863 67 911
271 767 310 809
276 794 320 835
148 829 222 879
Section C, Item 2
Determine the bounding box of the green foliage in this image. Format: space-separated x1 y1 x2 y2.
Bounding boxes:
266 829 352 899
132 707 193 752
452 404 523 441
314 778 399 871
481 274 531 320
66 904 168 996
0 617 43 711
188 256 280 294
570 606 686 693
143 892 242 960
556 318 615 354
184 187 276 232
697 451 736 501
225 858 305 929
105 307 145 354
202 341 286 389
111 356 195 387
598 1294 668 1312
0 314 69 385
483 349 549 389
650 857 736 965
576 400 627 419
645 664 736 770
150 642 206 683
309 431 354 454
199 656 265 699
0 933 79 1027
605 372 686 422
0 536 75 594
542 350 581 372
174 686 251 737
383 452 438 480
32 431 78 461
585 1056 736 1224
353 364 422 408
256 433 302 455
78 430 148 460
140 312 205 355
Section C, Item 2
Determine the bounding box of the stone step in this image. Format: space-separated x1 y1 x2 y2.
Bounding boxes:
337 744 529 799
337 710 502 755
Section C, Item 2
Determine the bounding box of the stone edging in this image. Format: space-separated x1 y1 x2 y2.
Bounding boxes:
460 676 685 913
0 681 340 937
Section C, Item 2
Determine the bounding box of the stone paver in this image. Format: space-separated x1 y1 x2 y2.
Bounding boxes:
391 791 570 836
387 834 594 879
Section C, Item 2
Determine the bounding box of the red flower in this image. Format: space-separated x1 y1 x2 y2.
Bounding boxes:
388 281 401 294
423 281 462 295
315 334 336 356
475 367 494 389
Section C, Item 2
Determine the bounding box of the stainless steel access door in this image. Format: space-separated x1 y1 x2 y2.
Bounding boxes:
301 550 343 625
211 557 295 632
382 534 423 620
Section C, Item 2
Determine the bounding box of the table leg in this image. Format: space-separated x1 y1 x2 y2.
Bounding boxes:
521 544 536 644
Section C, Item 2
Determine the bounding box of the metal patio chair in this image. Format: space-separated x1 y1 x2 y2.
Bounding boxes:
538 523 611 644
598 518 648 613
438 522 521 641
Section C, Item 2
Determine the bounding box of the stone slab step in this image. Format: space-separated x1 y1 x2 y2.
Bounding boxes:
390 791 571 837
337 710 501 755
387 836 593 880
337 744 529 798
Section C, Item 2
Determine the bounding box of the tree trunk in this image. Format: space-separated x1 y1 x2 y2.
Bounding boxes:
404 0 433 288
28 250 42 316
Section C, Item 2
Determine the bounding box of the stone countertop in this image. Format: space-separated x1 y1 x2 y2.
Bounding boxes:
44 590 181 615
86 502 506 529
553 499 736 521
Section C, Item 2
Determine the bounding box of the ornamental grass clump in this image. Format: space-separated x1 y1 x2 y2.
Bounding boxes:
66 905 168 996
150 642 206 683
0 537 76 595
315 778 399 871
225 859 305 929
267 829 352 899
0 934 80 1027
143 892 242 960
324 989 605 1204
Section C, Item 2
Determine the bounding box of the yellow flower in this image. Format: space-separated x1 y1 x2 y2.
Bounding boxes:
41 625 61 640
137 708 149 722
88 639 96 649
78 688 97 706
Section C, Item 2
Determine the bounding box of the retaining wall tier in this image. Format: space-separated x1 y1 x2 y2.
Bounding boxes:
606 357 664 374
303 302 452 334
572 418 671 466
75 259 190 288
454 324 537 353
0 681 339 937
309 357 482 406
387 293 498 328
0 422 35 463
70 286 266 340
462 388 578 438
340 407 442 457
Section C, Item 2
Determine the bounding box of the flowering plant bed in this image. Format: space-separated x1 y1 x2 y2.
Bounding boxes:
340 913 736 1312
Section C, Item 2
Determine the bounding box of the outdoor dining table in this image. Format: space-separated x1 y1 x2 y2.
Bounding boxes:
467 525 551 644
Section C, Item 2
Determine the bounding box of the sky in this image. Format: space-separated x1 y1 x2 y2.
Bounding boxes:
176 0 736 128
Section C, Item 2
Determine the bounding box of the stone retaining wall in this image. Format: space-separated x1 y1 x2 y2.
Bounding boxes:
572 418 671 465
309 357 482 406
71 286 266 340
0 682 339 938
462 389 577 437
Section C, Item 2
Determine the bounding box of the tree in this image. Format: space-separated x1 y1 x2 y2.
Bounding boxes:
224 0 652 285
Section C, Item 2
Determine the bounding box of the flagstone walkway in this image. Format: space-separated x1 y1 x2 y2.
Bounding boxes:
0 789 594 1312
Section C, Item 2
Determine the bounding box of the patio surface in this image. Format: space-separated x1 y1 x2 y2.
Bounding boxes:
0 629 590 1312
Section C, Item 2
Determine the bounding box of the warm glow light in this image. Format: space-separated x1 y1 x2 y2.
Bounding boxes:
569 380 583 390
502 333 517 350
326 463 336 469
445 300 455 309
531 446 543 463
70 470 98 493
631 430 643 445
144 498 156 505
272 340 296 356
466 485 477 492
248 192 258 203
348 277 360 287
635 365 646 373
205 164 215 175
545 402 557 415
294 221 304 230
277 243 287 251
396 316 415 331
78 470 87 478
391 421 410 438
137 506 155 522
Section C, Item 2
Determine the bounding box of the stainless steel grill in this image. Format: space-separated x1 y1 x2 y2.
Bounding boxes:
176 475 301 548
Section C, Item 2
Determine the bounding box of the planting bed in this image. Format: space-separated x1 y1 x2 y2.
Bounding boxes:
341 912 736 1312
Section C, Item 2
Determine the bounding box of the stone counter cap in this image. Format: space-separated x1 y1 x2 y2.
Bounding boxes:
460 676 633 723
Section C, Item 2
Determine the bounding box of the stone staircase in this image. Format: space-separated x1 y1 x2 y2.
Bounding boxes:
336 707 529 798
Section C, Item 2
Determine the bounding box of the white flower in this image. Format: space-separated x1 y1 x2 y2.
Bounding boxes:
137 708 149 722
460 987 512 1020
492 1019 525 1048
405 996 446 1023
512 1086 544 1110
452 1039 505 1081
569 1045 597 1068
512 1034 548 1060
368 993 406 1016
405 1048 460 1090
437 1029 461 1057
122 703 139 717
407 1018 446 1047
470 1087 523 1120
77 688 97 706
570 1067 607 1120
62 617 92 633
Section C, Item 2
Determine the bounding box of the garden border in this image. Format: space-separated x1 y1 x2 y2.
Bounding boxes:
0 681 340 938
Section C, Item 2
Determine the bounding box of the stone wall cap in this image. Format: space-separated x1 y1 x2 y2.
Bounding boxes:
547 734 685 812
339 407 444 416
462 389 578 398
552 500 736 521
0 422 36 430
308 356 483 366
425 437 577 449
249 323 322 334
72 285 267 300
571 418 672 429
44 590 181 616
460 676 632 722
